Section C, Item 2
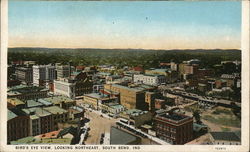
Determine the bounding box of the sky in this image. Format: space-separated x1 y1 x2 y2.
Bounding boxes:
8 1 241 50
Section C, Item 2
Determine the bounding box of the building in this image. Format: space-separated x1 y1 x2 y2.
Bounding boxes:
133 74 166 86
7 110 30 143
43 96 76 110
145 68 169 76
145 91 162 112
106 75 124 84
54 72 93 99
7 79 21 87
184 59 201 65
209 132 241 145
21 109 41 136
82 93 117 110
22 107 53 134
110 127 141 145
43 106 69 130
184 64 199 75
170 62 178 71
104 84 148 110
25 99 44 108
68 106 84 120
120 109 152 128
197 69 214 78
93 84 104 93
145 68 178 83
15 66 33 84
53 79 75 99
155 99 167 110
100 103 126 115
154 111 193 144
7 85 49 100
33 65 56 86
7 98 25 109
56 65 71 78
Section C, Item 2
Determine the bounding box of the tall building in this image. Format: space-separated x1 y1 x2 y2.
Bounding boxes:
54 72 93 99
56 65 71 79
184 64 199 75
33 65 56 86
15 66 33 84
154 111 193 144
104 84 147 110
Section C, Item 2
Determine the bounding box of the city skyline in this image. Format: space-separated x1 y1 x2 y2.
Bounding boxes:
9 1 241 50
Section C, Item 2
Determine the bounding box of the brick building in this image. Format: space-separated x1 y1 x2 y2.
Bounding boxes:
154 111 193 144
7 85 49 100
7 110 30 143
104 84 147 110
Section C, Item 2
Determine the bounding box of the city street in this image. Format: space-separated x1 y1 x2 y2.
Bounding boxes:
84 109 116 145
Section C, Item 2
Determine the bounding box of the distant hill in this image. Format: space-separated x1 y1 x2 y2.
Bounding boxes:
8 47 241 68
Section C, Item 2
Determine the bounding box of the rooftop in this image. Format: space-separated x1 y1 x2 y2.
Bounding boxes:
110 104 125 109
210 132 240 142
112 84 142 92
26 99 43 108
57 126 77 138
7 98 25 106
69 106 84 112
124 109 148 117
37 98 53 106
43 96 75 104
146 68 170 73
10 135 71 144
36 130 61 139
8 85 49 94
156 112 191 123
8 110 18 120
22 107 52 117
110 127 140 145
43 106 67 115
84 93 108 99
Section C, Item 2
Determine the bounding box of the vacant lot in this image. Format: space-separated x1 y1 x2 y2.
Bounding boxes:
201 106 241 132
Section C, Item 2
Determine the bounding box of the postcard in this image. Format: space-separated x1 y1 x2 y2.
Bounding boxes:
0 0 249 152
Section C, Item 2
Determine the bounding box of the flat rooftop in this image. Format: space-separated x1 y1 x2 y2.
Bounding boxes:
43 106 67 115
8 85 48 94
43 96 75 104
84 93 108 99
110 127 140 145
111 84 142 92
7 98 25 106
157 112 191 122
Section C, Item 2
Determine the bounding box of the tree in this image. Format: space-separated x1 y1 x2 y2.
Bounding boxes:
193 109 202 124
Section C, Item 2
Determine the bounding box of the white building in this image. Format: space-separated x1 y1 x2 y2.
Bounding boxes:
54 79 75 99
33 65 56 86
133 74 166 86
56 65 71 78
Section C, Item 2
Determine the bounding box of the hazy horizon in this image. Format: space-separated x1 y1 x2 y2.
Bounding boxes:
9 1 241 50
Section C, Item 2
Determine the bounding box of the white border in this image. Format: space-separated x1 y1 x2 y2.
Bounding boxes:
0 1 249 152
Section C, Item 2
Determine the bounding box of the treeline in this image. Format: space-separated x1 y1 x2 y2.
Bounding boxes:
8 47 241 69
